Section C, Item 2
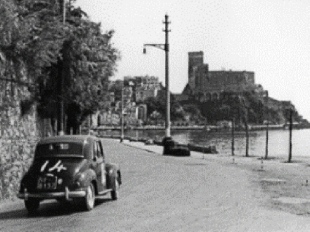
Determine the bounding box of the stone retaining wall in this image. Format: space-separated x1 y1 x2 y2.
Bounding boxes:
0 138 38 201
0 93 41 201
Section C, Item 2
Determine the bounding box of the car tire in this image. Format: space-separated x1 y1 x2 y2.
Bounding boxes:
111 177 120 200
24 198 40 214
84 183 95 211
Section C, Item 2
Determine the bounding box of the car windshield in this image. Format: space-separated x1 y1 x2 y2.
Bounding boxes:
35 142 84 158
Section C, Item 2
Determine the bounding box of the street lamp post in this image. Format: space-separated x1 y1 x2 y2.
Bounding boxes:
143 14 172 153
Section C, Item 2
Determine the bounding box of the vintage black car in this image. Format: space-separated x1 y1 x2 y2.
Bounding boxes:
17 135 121 213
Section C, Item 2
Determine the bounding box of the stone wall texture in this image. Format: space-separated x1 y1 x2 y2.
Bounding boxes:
0 88 41 202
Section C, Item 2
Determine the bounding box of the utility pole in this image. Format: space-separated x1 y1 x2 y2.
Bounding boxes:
143 15 172 154
163 14 171 138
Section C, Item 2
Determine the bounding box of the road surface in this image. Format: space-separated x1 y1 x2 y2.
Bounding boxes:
1 139 310 232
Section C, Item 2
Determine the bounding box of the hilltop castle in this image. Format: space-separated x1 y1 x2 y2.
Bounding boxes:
174 51 301 124
182 51 266 101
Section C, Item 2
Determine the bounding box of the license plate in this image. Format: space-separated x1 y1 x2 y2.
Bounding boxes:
37 176 57 190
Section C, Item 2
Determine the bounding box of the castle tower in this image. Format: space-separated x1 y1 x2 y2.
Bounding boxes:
188 51 204 90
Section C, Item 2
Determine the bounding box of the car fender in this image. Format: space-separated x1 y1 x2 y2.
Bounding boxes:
105 163 121 189
78 168 97 188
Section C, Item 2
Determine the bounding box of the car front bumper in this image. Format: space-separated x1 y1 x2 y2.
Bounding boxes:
17 187 86 201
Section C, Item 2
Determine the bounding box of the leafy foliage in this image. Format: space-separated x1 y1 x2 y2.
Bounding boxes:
0 0 66 81
63 20 119 130
144 93 189 122
199 91 264 124
0 0 120 133
188 90 302 125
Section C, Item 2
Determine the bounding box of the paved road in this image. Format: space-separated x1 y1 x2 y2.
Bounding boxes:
1 139 310 232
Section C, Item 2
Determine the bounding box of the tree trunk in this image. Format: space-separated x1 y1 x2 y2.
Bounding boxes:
265 121 269 159
231 117 235 156
245 120 249 157
244 109 249 157
66 103 81 134
288 109 293 163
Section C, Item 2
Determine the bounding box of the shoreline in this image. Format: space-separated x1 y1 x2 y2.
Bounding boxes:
94 124 310 132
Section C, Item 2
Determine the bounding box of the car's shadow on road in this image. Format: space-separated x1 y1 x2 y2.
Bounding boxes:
0 198 113 220
95 196 113 206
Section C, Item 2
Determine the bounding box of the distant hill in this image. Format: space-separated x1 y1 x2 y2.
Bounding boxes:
174 90 306 126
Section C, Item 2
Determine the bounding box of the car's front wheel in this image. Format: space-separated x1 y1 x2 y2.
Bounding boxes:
24 198 40 214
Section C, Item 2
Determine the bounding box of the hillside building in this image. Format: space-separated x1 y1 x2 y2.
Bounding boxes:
94 76 161 126
124 76 162 102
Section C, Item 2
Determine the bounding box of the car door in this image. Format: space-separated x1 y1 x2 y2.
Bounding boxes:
97 140 107 189
93 141 105 192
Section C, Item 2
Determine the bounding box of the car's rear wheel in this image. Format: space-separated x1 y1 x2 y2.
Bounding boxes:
111 177 120 200
84 183 95 211
24 198 40 214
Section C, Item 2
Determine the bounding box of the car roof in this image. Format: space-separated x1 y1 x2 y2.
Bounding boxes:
37 135 98 145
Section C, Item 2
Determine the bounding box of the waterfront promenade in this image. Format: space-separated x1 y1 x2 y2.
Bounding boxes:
1 138 310 231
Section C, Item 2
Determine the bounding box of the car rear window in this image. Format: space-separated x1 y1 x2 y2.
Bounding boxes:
35 142 84 158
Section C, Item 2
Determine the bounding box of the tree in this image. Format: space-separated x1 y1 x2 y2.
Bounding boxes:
61 19 119 133
0 0 67 82
144 97 165 118
0 0 67 115
0 0 120 134
182 103 204 123
144 93 186 123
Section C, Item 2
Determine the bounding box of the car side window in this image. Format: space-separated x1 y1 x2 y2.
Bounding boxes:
93 142 98 160
97 141 105 162
93 141 103 161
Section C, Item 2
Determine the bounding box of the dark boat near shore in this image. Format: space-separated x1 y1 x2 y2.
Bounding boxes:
97 134 218 154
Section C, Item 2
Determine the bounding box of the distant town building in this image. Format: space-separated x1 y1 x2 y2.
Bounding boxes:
137 104 147 122
135 86 159 102
93 76 160 126
124 75 162 102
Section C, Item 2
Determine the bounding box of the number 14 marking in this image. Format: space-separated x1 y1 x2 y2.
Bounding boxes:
40 160 67 172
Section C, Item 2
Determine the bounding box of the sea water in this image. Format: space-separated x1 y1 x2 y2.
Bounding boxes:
107 128 310 159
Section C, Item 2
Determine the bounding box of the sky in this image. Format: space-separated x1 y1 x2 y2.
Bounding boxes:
75 0 310 120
